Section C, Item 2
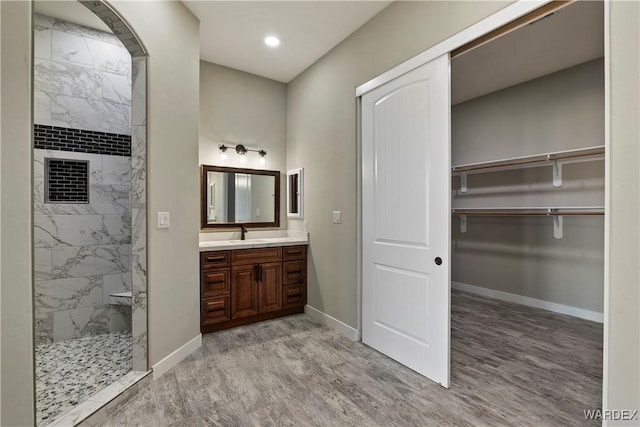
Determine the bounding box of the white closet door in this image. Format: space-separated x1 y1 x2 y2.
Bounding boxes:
361 54 450 387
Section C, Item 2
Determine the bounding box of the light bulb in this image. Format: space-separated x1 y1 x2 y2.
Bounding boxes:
264 36 280 47
259 156 266 166
220 152 228 161
240 154 247 163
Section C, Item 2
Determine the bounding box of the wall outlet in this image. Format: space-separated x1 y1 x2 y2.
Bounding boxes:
332 210 341 224
157 212 170 229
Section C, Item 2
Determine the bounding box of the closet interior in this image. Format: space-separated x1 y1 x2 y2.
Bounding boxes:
449 0 604 410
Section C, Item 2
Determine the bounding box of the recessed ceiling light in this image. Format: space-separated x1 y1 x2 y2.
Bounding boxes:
264 36 280 47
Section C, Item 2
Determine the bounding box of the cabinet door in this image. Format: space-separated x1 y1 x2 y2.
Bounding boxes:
231 265 258 319
258 262 282 314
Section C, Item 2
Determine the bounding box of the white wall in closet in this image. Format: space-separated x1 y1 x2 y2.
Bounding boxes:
451 58 604 315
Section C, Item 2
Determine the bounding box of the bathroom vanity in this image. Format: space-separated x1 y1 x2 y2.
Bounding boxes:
200 242 307 333
199 164 308 333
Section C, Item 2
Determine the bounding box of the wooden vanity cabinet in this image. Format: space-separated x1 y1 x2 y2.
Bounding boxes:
200 251 231 326
201 245 306 333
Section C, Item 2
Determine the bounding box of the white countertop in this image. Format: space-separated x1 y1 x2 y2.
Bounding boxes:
199 229 308 251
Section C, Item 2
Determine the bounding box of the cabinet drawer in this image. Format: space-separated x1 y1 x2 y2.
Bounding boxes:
283 260 305 285
201 296 230 325
201 268 230 297
283 284 304 309
232 247 282 266
201 251 230 269
282 245 306 261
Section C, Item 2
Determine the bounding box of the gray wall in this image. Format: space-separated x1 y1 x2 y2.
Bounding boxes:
1 1 34 424
607 0 640 419
199 61 287 230
287 1 511 328
451 59 604 313
33 14 133 344
111 0 201 372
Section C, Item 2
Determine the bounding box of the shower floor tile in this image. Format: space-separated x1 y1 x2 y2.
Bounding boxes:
36 331 132 426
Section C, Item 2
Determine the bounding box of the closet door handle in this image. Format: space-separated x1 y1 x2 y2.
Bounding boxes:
254 264 260 283
434 257 443 266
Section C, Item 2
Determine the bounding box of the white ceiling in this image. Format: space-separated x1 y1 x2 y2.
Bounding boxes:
183 1 391 83
34 1 112 33
452 0 604 105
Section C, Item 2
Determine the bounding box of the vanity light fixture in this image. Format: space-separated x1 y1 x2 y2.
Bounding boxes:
218 144 267 166
264 36 280 47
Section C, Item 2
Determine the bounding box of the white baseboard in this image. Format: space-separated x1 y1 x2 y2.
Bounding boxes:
452 281 604 323
152 334 202 379
305 305 360 341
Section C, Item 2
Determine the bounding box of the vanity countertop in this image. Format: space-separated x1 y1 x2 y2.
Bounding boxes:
199 230 308 252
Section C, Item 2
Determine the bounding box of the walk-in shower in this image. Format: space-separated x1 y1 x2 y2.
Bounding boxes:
32 3 144 423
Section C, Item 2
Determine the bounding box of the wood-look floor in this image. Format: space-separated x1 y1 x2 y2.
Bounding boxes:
101 290 603 426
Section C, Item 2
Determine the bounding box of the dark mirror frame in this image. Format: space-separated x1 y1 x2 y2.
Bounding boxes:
201 165 280 229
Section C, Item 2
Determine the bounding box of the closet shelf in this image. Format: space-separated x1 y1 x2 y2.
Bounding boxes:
451 207 605 216
452 207 604 239
452 145 605 192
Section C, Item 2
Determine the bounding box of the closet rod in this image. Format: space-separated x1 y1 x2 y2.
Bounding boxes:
452 146 605 174
451 0 575 59
451 207 604 216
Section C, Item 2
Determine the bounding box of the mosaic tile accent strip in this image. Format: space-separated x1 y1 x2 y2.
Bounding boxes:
36 331 132 426
45 159 89 203
34 124 131 157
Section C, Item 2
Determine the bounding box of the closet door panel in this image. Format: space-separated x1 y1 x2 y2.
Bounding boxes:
362 53 451 388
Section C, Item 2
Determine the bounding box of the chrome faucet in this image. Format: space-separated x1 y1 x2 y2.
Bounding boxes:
240 225 248 240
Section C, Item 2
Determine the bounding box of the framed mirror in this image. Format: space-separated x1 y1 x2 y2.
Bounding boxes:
201 165 280 229
287 168 304 219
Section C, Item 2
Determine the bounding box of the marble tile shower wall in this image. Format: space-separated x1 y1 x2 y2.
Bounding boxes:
33 14 133 345
34 13 131 134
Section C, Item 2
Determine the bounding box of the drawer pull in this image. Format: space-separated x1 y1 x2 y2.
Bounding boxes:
285 288 301 297
206 256 226 262
210 280 226 284
286 249 302 254
207 301 226 312
287 270 301 276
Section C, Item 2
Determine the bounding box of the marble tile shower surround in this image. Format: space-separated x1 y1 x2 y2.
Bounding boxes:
33 3 148 372
34 13 131 135
34 148 132 344
32 15 135 344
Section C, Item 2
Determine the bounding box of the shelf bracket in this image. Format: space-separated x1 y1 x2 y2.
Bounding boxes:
553 215 563 239
460 173 468 193
552 160 562 188
460 215 467 233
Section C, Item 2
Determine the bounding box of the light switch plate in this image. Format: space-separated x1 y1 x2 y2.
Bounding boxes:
332 210 341 224
157 212 170 229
